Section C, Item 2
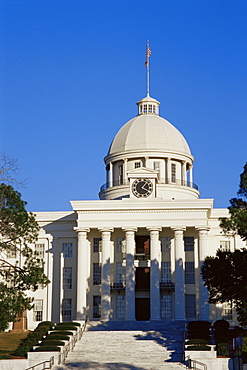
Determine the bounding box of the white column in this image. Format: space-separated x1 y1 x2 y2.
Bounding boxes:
60 251 65 322
123 158 127 184
189 165 193 187
123 227 137 320
109 162 113 187
148 227 162 320
172 227 186 320
182 161 187 186
46 236 53 322
50 237 61 323
167 157 171 183
197 227 210 320
99 228 114 320
74 227 90 320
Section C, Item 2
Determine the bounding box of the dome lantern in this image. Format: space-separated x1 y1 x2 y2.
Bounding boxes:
137 95 160 116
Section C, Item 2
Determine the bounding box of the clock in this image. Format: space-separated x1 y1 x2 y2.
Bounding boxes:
132 178 153 198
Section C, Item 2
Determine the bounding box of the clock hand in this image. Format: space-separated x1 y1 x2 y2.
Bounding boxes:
141 182 149 191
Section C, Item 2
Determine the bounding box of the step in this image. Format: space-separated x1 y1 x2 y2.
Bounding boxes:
53 321 187 370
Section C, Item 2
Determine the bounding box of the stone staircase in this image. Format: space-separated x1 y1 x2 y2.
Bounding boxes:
54 321 187 370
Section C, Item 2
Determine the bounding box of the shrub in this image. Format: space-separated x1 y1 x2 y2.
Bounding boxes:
186 339 209 345
188 321 211 332
37 321 54 329
45 334 69 341
15 346 30 358
186 345 211 351
35 346 61 352
0 354 12 359
50 330 73 336
55 325 77 331
41 340 65 346
57 322 80 327
187 330 210 341
213 320 230 332
217 343 230 357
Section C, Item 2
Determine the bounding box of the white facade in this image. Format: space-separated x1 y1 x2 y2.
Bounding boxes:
10 95 244 329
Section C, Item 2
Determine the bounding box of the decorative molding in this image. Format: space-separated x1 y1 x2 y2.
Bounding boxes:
77 209 209 214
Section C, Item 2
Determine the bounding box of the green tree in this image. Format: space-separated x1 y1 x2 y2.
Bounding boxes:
201 162 247 325
0 183 49 331
220 162 247 241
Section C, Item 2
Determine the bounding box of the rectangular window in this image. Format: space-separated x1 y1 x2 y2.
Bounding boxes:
116 237 124 253
93 263 101 285
153 161 160 171
63 267 72 290
116 262 126 284
62 243 72 258
222 302 232 320
220 241 230 251
35 243 45 259
33 299 43 322
171 163 176 182
161 295 172 319
148 104 152 113
118 164 123 185
184 236 194 252
62 299 72 322
93 238 102 253
134 161 141 169
185 262 195 284
161 237 171 252
93 295 101 318
116 295 125 319
143 104 147 113
185 294 196 319
161 262 171 283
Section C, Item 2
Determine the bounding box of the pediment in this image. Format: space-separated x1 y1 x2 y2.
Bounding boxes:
127 166 158 179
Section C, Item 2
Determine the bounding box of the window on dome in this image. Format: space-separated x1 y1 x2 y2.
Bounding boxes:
148 104 152 113
153 161 160 171
118 164 123 185
140 105 143 114
171 163 176 183
153 105 156 114
143 104 147 113
135 162 141 169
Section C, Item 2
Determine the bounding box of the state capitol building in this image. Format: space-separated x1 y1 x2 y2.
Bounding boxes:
11 92 245 330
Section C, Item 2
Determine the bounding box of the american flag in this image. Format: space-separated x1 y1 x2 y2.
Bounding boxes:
146 47 152 57
144 46 152 67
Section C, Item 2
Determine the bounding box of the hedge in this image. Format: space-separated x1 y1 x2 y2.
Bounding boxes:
35 346 61 352
186 345 211 351
49 330 74 336
186 339 209 345
41 340 65 346
45 334 70 341
57 322 81 327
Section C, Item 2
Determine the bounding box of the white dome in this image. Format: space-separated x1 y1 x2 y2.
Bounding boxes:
108 113 191 156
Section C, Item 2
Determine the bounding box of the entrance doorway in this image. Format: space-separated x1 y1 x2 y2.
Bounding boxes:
135 267 150 290
135 236 150 255
136 298 150 321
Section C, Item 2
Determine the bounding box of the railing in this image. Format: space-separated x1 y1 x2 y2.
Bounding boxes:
26 357 54 370
110 282 126 290
99 178 198 192
186 358 207 370
159 282 175 290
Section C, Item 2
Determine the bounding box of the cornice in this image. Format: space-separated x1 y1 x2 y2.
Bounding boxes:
77 209 210 214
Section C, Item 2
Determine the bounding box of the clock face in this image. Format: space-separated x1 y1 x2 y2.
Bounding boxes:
132 178 153 198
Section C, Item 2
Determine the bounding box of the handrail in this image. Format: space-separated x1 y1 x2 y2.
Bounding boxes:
187 358 207 370
25 356 54 370
99 178 199 192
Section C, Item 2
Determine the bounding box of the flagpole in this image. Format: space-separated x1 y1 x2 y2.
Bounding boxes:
146 40 150 97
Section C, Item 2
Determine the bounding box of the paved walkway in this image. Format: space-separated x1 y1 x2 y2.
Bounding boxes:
53 321 187 370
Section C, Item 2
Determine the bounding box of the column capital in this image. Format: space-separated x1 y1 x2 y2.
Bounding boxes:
98 227 114 233
171 227 186 233
146 227 162 233
122 227 138 233
196 226 210 233
74 227 90 234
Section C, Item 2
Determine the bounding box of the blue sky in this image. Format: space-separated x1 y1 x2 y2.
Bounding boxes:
1 0 247 211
